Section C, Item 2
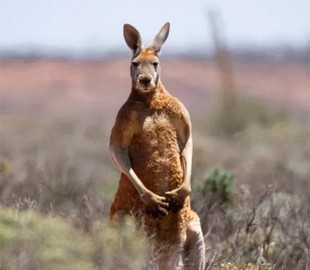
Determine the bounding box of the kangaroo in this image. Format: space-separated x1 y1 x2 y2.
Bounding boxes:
109 22 205 270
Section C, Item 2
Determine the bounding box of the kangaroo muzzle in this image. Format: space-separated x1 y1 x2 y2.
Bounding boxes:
137 74 156 92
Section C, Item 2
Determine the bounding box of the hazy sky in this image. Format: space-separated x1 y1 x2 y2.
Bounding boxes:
1 0 309 53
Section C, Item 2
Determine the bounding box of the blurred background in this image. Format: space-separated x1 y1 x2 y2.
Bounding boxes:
0 1 309 269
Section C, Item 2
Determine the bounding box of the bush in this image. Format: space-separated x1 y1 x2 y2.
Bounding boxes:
192 185 310 270
0 207 94 270
196 168 234 202
214 260 271 270
0 207 146 270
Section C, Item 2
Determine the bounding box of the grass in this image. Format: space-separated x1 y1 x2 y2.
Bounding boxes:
0 207 146 270
0 207 95 270
0 105 309 269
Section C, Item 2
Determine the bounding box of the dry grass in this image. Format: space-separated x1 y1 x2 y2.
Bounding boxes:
192 121 310 269
0 207 146 270
0 108 309 269
0 52 309 269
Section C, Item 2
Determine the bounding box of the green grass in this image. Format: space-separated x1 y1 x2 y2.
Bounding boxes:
0 207 146 270
0 207 94 270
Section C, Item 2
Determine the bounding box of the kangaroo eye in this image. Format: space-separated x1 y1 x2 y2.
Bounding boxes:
152 62 158 68
131 62 139 67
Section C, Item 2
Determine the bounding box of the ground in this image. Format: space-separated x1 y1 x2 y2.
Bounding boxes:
0 57 309 269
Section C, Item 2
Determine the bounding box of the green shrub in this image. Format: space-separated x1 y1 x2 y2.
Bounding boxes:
0 208 146 270
197 168 234 202
0 207 94 270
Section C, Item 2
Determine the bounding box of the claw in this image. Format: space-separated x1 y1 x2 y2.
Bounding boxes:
159 201 169 208
158 207 168 215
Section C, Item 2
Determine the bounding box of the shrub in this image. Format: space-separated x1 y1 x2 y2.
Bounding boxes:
0 207 94 270
196 168 234 202
214 260 271 270
0 208 146 270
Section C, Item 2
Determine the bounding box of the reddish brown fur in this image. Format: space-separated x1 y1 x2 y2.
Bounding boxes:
110 49 199 244
109 23 206 266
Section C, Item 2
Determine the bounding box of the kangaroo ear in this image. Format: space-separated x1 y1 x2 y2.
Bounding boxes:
150 22 170 55
123 24 142 56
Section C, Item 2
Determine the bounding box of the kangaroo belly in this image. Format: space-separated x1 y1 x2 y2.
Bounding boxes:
128 113 183 195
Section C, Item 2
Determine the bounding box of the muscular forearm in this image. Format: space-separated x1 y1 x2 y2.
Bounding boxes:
110 145 169 215
180 136 192 192
165 135 192 209
110 145 147 196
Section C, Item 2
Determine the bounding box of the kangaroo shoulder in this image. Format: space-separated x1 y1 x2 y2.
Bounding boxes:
111 101 142 147
116 100 140 124
163 95 190 122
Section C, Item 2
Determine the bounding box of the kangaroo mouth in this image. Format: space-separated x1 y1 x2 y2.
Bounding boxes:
140 87 152 92
137 83 156 93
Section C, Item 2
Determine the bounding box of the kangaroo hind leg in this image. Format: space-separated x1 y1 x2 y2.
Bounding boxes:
184 218 206 270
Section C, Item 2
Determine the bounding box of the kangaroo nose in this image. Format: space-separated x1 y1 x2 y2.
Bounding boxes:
139 76 151 85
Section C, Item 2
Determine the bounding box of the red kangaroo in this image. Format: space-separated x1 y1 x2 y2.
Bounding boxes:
109 22 206 270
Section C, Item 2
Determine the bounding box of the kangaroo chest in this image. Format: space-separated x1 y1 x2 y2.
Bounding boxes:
138 111 178 152
128 110 183 193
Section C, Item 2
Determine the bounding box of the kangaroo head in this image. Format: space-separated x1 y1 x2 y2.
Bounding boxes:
123 22 170 93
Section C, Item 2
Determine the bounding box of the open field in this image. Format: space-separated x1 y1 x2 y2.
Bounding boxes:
0 57 309 269
0 58 309 116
